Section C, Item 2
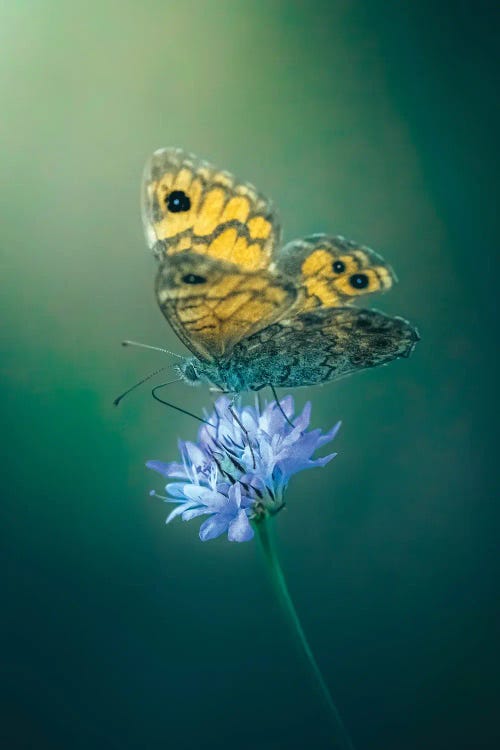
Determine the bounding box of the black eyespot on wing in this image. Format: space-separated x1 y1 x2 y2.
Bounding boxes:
332 260 345 273
166 190 191 213
181 273 206 285
349 273 369 289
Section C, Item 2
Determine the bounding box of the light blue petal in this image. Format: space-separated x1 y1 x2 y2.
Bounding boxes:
182 507 210 521
317 421 341 447
260 397 293 434
227 482 242 510
199 514 230 541
183 441 207 468
166 501 197 523
280 395 294 417
241 408 258 433
183 486 229 511
311 452 337 468
146 460 188 478
182 484 213 502
166 482 191 498
210 397 232 435
227 509 254 542
292 401 311 433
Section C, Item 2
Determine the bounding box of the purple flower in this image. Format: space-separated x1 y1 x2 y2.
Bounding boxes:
147 395 340 543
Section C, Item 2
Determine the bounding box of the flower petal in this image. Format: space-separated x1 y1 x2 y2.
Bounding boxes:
291 400 311 433
166 482 192 498
182 507 210 521
181 484 216 502
182 441 207 469
311 452 337 468
199 514 230 541
227 509 254 542
166 501 197 524
146 460 187 479
317 420 342 447
228 482 242 509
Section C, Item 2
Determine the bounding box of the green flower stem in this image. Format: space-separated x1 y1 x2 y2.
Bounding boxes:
256 516 355 750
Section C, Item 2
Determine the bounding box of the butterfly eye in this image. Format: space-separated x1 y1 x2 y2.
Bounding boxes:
349 273 369 290
183 363 199 382
166 190 191 213
332 260 345 274
182 273 206 285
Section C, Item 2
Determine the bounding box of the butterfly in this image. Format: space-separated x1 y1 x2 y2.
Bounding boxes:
141 147 419 394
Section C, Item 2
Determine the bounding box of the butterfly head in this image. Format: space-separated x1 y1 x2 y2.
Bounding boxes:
177 359 200 385
176 356 228 391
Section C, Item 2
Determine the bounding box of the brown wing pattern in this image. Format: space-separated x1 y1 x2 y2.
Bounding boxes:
155 251 297 361
228 306 419 388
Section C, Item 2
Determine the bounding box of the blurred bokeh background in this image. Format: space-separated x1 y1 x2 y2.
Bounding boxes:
2 1 498 748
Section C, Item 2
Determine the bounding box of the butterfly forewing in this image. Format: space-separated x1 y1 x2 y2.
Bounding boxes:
155 251 298 361
142 147 281 272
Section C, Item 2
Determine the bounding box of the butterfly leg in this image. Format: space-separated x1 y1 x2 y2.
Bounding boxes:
254 390 263 415
269 384 295 427
152 382 215 427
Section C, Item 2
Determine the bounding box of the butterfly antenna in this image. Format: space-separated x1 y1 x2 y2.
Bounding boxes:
152 381 215 427
121 340 183 359
270 384 294 427
113 366 171 407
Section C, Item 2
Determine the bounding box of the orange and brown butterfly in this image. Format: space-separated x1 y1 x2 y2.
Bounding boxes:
141 147 419 393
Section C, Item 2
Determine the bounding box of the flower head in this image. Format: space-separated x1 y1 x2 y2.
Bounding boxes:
147 395 340 543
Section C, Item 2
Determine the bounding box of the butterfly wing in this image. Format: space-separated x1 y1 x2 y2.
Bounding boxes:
142 149 415 378
228 307 419 389
155 251 297 361
276 234 396 312
142 147 281 271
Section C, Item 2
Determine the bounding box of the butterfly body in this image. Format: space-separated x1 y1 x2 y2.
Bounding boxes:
142 147 419 393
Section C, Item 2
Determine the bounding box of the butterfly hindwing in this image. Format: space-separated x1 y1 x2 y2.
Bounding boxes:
277 234 396 312
227 307 419 389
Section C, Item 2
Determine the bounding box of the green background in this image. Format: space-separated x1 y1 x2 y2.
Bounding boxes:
2 2 497 748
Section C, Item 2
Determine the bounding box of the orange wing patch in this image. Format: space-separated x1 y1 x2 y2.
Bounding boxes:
220 195 251 223
142 147 281 271
194 187 226 235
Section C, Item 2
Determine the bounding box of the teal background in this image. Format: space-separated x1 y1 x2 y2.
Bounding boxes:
2 2 498 748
